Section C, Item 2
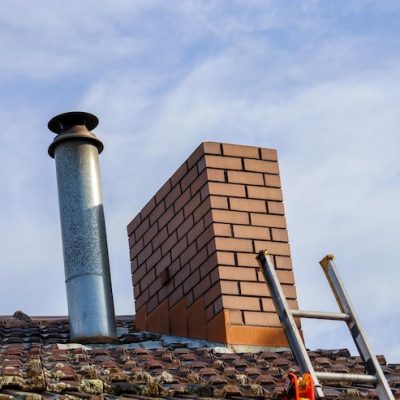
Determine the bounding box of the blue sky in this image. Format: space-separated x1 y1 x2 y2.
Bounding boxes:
0 1 399 361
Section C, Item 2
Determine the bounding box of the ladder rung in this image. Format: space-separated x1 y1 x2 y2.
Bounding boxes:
316 371 377 384
290 309 350 321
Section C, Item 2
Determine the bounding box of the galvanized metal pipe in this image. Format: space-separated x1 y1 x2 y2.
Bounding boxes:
48 111 117 343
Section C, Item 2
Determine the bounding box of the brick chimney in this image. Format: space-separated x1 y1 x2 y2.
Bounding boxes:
127 142 299 346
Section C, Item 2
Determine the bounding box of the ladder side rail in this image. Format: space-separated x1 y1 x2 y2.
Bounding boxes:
257 251 325 399
320 255 394 400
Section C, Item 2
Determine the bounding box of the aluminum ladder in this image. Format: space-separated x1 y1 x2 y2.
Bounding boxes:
256 250 394 400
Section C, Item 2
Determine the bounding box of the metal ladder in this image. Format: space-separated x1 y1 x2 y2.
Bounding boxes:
256 250 394 400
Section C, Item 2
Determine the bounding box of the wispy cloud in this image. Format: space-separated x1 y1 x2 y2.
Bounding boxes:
0 1 398 360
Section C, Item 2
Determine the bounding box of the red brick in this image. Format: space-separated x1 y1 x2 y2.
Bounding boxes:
155 180 172 204
159 268 170 285
240 281 270 297
247 186 283 201
261 298 298 312
203 142 222 154
171 162 188 188
199 255 218 279
204 155 242 170
132 263 147 284
209 196 228 209
135 288 149 310
147 300 169 334
282 284 297 299
155 253 172 276
183 268 200 293
271 228 289 242
216 251 235 266
219 266 257 281
127 214 141 236
189 246 208 270
244 159 279 174
254 240 291 256
215 237 253 252
222 143 259 159
129 237 144 260
187 219 205 243
203 283 221 309
183 193 201 218
158 206 175 229
161 231 178 255
149 201 166 226
207 238 217 256
169 285 184 308
229 198 266 213
250 213 287 228
196 224 214 250
220 280 239 295
152 226 168 251
177 215 194 240
261 148 278 161
174 187 191 213
145 247 162 271
236 252 259 267
208 182 246 197
228 309 244 325
146 293 158 314
214 297 223 314
167 210 184 235
173 263 191 288
143 222 158 246
167 258 181 278
277 270 295 284
180 241 197 266
206 168 225 182
131 258 138 273
186 291 194 307
193 198 211 222
171 236 188 261
193 275 211 300
222 295 261 311
267 201 285 215
187 297 207 340
228 170 264 185
213 223 231 237
212 209 249 225
233 225 270 240
187 143 205 169
205 303 215 322
274 256 292 270
141 197 156 220
264 174 281 188
148 276 162 298
137 242 153 266
128 233 137 249
135 218 150 241
140 269 156 292
181 166 198 191
165 184 182 209
203 210 213 228
210 267 219 285
170 298 188 337
133 281 141 298
243 311 280 327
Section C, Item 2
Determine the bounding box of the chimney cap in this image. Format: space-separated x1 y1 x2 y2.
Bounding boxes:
48 111 99 134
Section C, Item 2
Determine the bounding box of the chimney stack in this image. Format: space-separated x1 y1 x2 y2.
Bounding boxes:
48 111 116 343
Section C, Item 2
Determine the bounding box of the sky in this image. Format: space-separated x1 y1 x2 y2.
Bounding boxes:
0 1 399 361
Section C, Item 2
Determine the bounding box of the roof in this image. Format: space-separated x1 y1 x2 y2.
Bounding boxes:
0 313 398 399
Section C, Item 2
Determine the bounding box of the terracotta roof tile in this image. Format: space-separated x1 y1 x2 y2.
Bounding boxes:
0 315 396 398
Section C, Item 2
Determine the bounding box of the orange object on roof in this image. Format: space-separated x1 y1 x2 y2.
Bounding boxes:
283 372 315 400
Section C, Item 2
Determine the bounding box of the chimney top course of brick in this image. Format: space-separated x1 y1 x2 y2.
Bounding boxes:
127 142 300 347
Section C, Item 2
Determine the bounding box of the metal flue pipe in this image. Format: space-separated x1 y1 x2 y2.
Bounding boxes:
48 111 116 342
